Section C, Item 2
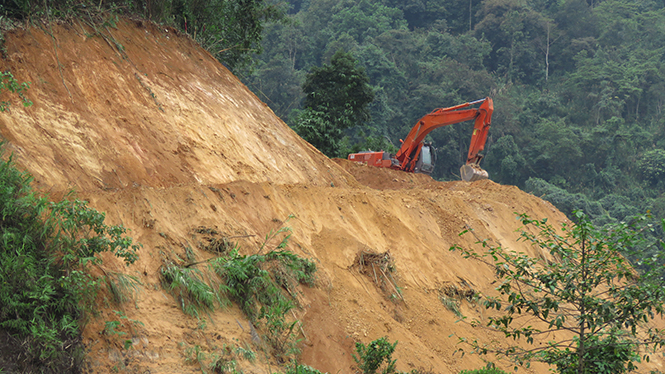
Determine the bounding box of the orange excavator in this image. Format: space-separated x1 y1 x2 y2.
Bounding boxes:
347 97 493 182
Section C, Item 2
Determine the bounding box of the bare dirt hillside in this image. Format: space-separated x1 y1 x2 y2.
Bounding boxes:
0 20 663 374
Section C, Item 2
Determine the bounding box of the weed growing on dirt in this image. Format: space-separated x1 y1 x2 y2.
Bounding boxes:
209 355 240 373
0 71 32 111
257 215 294 254
269 250 317 288
180 341 257 374
103 310 144 350
437 283 479 318
353 337 437 374
159 261 221 317
160 218 317 363
210 243 317 359
0 148 140 372
105 271 142 305
439 296 462 317
213 247 315 360
459 369 508 374
233 344 256 362
184 344 208 367
283 363 326 374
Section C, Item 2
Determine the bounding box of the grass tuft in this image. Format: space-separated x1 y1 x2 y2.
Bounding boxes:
105 272 142 305
159 262 217 317
439 296 463 318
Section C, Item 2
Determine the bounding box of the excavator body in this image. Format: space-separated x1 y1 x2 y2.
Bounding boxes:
347 144 435 174
348 97 493 182
347 151 396 169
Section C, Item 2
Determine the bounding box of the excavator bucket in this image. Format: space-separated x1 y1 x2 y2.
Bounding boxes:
460 164 489 182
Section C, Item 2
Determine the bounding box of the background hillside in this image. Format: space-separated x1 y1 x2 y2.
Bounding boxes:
242 0 665 231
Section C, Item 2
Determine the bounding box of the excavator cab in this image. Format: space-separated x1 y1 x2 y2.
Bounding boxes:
413 143 435 175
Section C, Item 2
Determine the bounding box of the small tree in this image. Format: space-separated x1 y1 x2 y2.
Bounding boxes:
293 49 374 158
450 211 665 373
353 337 398 374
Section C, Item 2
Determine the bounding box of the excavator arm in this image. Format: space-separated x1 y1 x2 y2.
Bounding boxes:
396 98 493 174
348 97 493 181
464 98 493 165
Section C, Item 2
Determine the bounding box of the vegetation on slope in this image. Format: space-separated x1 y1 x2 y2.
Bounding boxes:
0 0 287 71
0 70 141 372
0 148 140 372
159 220 319 370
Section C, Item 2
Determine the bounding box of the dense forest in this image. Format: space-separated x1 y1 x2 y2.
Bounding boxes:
240 0 665 228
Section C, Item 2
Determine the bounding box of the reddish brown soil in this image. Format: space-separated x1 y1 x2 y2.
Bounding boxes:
0 20 663 374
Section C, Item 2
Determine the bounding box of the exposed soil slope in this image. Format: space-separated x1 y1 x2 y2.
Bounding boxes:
0 20 662 374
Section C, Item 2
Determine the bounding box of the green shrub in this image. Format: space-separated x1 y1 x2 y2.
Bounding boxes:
159 262 219 317
214 249 278 320
282 363 326 374
439 295 462 317
451 211 665 372
213 247 317 359
0 150 140 372
209 355 238 373
353 337 398 374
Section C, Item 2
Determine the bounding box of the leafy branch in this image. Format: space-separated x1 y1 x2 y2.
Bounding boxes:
0 71 32 111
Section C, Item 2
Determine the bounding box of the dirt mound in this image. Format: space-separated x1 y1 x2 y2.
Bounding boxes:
0 20 351 193
333 158 441 190
0 20 662 374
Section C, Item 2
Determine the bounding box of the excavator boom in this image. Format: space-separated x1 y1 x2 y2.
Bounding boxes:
348 97 494 181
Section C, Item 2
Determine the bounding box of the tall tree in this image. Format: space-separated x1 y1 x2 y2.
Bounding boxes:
293 50 374 157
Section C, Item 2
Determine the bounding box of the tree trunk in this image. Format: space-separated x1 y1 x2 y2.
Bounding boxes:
545 23 550 82
578 237 587 374
469 0 473 32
